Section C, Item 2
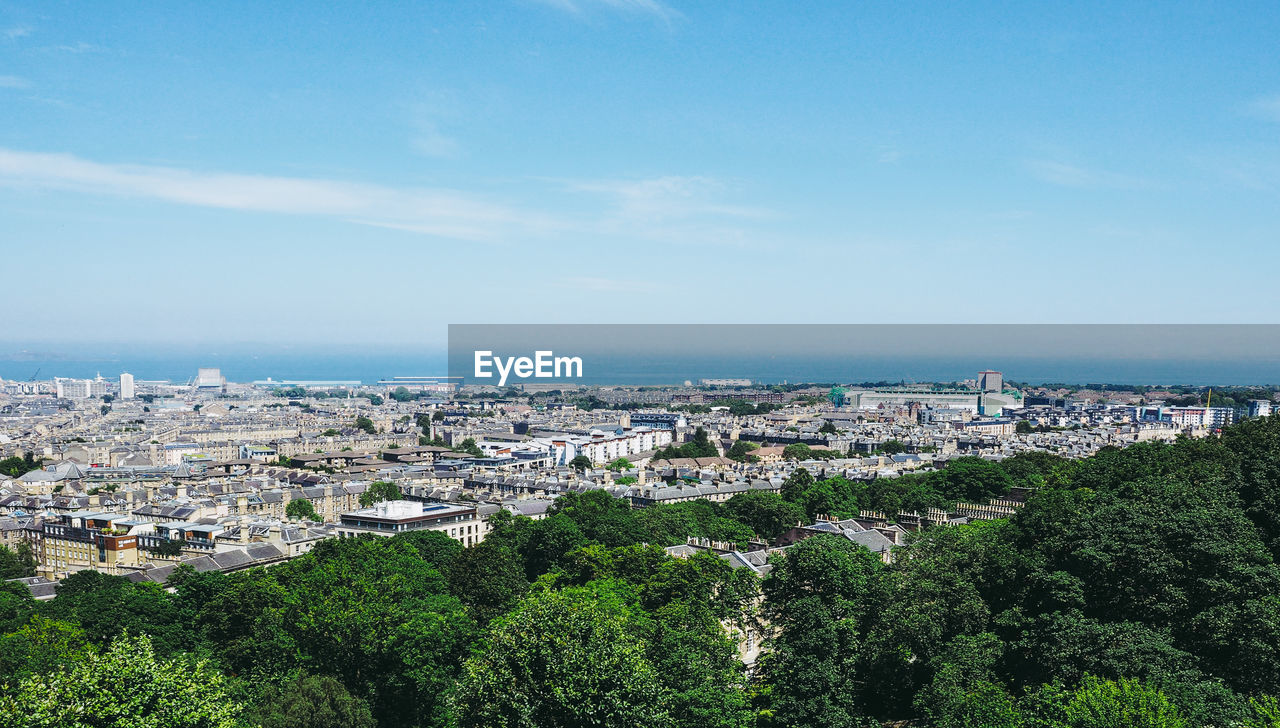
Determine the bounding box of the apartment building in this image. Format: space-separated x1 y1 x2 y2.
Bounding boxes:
335 499 486 546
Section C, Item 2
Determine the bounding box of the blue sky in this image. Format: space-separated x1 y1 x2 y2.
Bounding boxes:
2 1 1280 346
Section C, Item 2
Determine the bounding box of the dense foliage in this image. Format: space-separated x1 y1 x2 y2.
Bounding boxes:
0 452 44 478
655 427 720 460
9 417 1280 726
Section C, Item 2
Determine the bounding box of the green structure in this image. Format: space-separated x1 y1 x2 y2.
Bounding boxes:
828 386 846 407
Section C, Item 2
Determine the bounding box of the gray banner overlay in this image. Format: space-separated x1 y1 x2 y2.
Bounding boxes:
447 324 1280 387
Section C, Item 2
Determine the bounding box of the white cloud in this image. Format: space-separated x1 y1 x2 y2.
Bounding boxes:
3 26 32 40
1023 159 1151 190
560 276 666 293
1248 94 1280 123
556 174 776 250
410 121 461 158
530 0 681 23
51 41 105 54
568 175 769 221
0 148 563 242
0 75 28 89
0 149 770 247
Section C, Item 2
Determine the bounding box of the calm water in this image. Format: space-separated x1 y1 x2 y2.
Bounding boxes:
3 348 1278 387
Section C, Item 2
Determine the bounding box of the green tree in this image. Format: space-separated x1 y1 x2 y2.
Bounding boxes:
607 457 635 471
358 480 401 507
452 585 673 728
457 438 484 457
879 438 907 455
269 536 474 726
286 498 320 521
0 616 89 684
1246 695 1280 728
0 633 246 728
723 491 805 542
726 440 760 462
246 672 376 728
149 539 184 557
936 456 1013 503
0 582 33 635
0 452 43 478
570 454 593 471
397 529 464 574
0 544 36 579
655 427 719 461
914 633 1019 728
761 535 885 728
780 467 815 502
40 570 197 656
448 540 530 625
517 514 588 580
355 415 377 434
1062 677 1186 728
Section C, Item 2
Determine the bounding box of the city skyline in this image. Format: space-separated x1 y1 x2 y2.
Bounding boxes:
4 2 1280 343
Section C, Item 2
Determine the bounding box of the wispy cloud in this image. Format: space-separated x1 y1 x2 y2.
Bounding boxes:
2 26 32 40
1023 159 1152 190
0 75 29 89
0 148 562 242
1247 94 1280 123
568 175 769 222
0 148 769 247
530 0 681 24
560 276 667 293
410 122 461 158
55 41 104 53
1191 152 1280 195
406 94 464 158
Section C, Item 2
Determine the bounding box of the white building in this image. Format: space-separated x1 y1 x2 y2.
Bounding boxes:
1165 407 1235 429
196 368 225 389
55 378 92 399
89 375 110 398
539 425 675 465
845 389 981 413
120 373 135 400
335 500 486 547
958 419 1016 436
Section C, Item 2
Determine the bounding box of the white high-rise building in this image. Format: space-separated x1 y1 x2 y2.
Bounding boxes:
978 370 1004 393
120 373 135 400
196 368 224 389
55 378 92 399
89 374 110 398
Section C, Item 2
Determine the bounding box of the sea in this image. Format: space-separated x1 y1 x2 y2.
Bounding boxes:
3 346 1280 387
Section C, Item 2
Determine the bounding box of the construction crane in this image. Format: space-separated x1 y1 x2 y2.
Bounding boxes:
27 368 39 381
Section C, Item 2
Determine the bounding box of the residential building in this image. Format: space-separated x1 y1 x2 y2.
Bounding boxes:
335 499 486 546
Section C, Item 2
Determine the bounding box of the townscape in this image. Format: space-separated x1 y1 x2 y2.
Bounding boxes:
2 367 1266 586
6 2 1280 724
4 366 1280 726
